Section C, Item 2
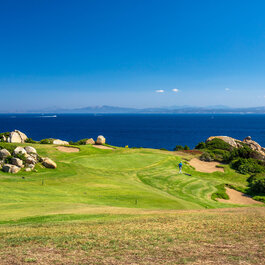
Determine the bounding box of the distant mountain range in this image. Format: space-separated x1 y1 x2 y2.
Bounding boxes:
19 105 265 114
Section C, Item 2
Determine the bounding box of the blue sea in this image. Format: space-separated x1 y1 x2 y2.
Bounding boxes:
0 114 265 150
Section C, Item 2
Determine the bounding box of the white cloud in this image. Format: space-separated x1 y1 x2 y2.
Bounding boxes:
172 88 179 93
225 88 230 91
155 89 164 93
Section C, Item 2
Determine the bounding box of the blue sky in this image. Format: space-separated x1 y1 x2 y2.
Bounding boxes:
1 0 265 111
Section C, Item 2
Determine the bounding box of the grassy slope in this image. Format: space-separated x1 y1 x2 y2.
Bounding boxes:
0 144 256 222
0 144 264 264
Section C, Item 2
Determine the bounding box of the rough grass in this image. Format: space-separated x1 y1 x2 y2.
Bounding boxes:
0 208 264 264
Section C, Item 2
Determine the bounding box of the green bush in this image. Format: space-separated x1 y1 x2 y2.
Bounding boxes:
247 174 265 194
174 145 184 151
230 158 264 174
200 152 214 162
40 139 53 144
195 142 206 149
4 156 12 164
15 153 27 162
0 143 17 154
25 138 38 144
206 138 232 151
184 145 190 150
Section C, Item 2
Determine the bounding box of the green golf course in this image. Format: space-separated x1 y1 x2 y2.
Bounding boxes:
0 143 264 264
0 143 258 222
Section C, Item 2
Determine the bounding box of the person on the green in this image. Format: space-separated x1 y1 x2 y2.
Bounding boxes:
178 161 183 173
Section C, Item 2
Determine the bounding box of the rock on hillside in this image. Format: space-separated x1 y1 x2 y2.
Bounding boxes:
206 136 265 158
53 139 69 145
86 138 95 145
96 135 106 145
7 130 28 143
0 145 57 173
41 157 57 169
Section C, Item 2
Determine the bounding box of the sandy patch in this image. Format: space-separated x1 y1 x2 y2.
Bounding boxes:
92 145 114 150
189 158 224 173
218 188 262 205
56 146 80 153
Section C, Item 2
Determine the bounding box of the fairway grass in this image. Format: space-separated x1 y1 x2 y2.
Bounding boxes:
0 144 262 221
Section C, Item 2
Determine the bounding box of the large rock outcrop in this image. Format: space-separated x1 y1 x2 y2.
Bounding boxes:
206 136 242 148
206 136 265 158
7 130 28 143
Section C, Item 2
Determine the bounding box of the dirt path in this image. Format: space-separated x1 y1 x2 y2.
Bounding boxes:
92 145 114 150
56 146 80 153
189 158 224 173
218 188 262 205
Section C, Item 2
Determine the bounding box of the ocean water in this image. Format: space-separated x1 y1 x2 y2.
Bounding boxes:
0 114 265 150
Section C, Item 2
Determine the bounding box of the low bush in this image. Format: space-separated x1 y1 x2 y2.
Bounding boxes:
0 143 17 154
40 139 53 144
4 156 12 164
230 158 265 174
25 138 38 144
206 138 232 151
247 174 265 194
200 152 214 162
15 153 27 162
195 142 206 149
174 145 184 151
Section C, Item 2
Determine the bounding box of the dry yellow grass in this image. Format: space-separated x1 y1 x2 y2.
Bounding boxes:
0 207 264 264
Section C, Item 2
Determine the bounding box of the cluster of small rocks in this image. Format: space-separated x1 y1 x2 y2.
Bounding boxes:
0 146 57 174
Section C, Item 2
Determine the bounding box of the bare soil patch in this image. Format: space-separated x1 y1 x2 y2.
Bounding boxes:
218 187 263 205
189 158 224 173
93 145 114 150
56 146 80 153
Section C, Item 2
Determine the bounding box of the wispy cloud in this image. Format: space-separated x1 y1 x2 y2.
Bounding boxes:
225 88 230 91
155 89 164 93
172 88 179 93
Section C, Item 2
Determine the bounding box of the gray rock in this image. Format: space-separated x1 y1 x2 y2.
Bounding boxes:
53 139 69 145
96 135 106 145
42 157 57 169
7 130 28 143
25 168 31 172
0 149 11 159
24 146 37 154
11 157 23 167
2 164 21 174
26 156 37 165
13 147 27 155
85 138 95 145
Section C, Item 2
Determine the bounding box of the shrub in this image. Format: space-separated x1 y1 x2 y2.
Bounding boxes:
25 138 38 144
15 153 27 162
0 143 17 154
247 174 265 194
230 158 265 174
195 142 206 149
174 145 184 151
4 156 12 164
206 138 232 151
40 139 53 144
184 145 190 150
200 152 214 162
159 148 168 151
